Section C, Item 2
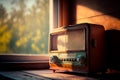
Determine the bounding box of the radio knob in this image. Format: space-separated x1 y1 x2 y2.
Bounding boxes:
76 55 86 65
72 58 75 62
49 56 58 63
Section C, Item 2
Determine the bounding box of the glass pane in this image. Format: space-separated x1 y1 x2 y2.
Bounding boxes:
66 29 85 51
0 0 49 54
51 29 85 51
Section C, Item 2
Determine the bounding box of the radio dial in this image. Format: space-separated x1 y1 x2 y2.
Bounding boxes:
50 56 58 63
76 55 86 65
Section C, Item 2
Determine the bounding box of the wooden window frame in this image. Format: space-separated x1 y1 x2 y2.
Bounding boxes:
49 0 73 32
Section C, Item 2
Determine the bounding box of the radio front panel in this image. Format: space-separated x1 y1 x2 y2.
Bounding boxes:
49 51 87 72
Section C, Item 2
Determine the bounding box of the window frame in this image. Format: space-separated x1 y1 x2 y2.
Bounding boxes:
49 0 73 32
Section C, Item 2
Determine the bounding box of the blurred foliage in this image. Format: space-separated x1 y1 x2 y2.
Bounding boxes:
0 0 49 54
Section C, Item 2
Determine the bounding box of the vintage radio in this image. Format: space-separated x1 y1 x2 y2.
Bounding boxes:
49 23 105 73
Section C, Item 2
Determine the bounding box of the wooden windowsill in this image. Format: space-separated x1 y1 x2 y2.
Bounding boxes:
1 69 120 80
0 54 49 70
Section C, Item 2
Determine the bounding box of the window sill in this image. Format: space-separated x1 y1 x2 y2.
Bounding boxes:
0 54 49 70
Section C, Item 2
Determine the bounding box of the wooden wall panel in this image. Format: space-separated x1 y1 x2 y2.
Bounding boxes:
76 14 120 30
71 0 120 30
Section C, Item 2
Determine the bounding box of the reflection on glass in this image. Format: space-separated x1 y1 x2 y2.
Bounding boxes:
0 0 49 54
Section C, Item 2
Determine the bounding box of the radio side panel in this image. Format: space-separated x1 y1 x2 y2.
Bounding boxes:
89 24 105 72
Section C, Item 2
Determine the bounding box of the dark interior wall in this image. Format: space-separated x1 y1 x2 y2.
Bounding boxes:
69 0 120 70
105 30 120 70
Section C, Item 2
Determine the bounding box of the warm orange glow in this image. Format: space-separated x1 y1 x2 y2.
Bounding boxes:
76 5 103 19
76 5 120 30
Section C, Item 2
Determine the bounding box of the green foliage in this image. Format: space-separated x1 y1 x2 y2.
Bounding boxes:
0 0 49 54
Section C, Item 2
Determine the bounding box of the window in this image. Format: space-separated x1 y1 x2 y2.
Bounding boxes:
0 0 73 70
0 0 49 69
0 0 49 54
